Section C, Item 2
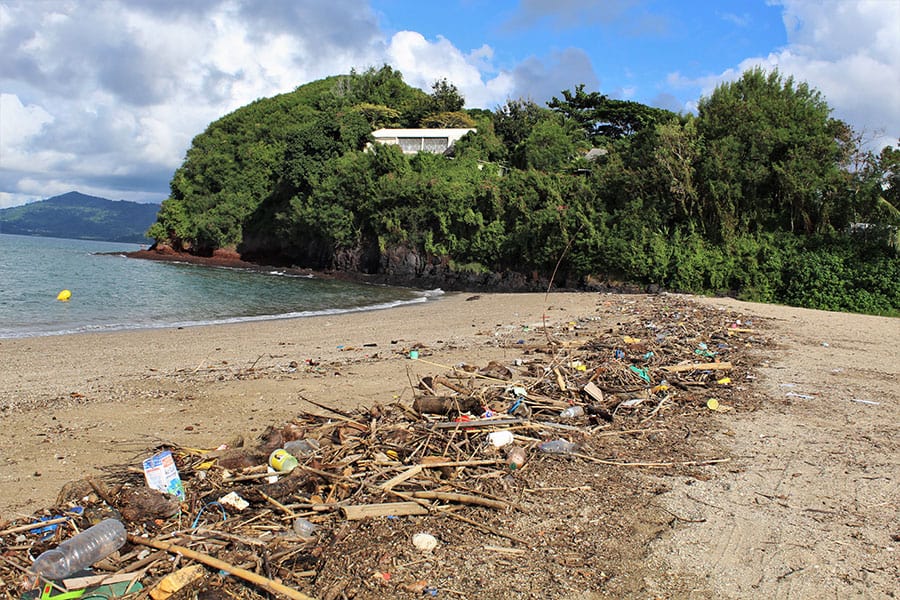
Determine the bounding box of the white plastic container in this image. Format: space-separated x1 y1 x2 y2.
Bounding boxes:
487 430 514 448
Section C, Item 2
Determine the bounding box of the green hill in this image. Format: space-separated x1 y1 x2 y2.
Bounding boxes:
0 192 161 243
146 66 899 315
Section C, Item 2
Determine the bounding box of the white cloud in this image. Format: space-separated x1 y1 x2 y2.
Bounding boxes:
0 0 385 207
385 31 513 109
0 93 54 154
669 0 900 150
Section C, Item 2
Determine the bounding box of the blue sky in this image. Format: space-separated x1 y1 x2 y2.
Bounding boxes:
1 0 898 208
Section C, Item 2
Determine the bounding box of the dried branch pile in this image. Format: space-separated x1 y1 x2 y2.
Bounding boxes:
0 295 771 600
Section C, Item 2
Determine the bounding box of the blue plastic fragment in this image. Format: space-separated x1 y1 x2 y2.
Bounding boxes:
629 365 651 383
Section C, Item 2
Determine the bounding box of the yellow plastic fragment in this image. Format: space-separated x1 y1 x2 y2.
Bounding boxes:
149 564 206 600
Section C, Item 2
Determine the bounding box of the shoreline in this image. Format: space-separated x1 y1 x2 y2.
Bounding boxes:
122 245 603 293
0 291 603 516
1 287 443 341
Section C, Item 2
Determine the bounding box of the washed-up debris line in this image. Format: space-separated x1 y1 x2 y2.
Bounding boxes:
0 295 771 600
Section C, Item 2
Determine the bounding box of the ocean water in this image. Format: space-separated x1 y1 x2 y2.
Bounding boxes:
0 233 437 339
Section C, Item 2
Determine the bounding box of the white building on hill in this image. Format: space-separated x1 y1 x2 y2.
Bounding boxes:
370 128 476 155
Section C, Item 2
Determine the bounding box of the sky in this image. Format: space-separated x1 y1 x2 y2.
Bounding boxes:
1 0 898 209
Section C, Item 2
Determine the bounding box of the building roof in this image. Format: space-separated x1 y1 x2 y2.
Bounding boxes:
371 128 476 138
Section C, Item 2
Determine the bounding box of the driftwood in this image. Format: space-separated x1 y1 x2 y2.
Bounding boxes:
660 361 733 373
412 395 481 415
127 535 318 600
409 491 509 511
432 375 469 394
0 293 768 600
341 502 429 520
0 516 70 537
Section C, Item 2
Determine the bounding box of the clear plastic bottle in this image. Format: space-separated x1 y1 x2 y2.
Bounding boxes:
506 446 526 470
292 517 317 537
559 405 584 419
29 519 127 580
284 438 320 457
537 439 580 455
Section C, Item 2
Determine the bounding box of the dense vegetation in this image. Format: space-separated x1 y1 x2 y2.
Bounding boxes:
148 66 900 315
1 191 160 243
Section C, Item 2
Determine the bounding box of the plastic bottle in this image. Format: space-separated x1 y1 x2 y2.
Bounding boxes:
537 439 580 455
292 517 317 537
559 405 584 419
506 446 526 470
284 438 320 457
29 519 127 580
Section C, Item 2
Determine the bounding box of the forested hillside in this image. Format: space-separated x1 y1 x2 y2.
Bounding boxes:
1 192 160 243
148 66 900 315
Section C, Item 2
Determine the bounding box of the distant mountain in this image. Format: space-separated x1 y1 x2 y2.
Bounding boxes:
0 191 161 243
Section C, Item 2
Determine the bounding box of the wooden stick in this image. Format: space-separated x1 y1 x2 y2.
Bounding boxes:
660 362 733 373
127 535 318 600
571 453 731 468
429 418 523 429
259 491 296 517
191 529 269 548
112 550 167 580
418 458 502 468
409 491 508 511
594 428 665 437
482 545 526 555
553 367 567 391
0 516 70 537
63 571 144 591
432 376 469 395
341 502 429 521
297 394 358 421
379 465 423 491
87 477 118 508
223 471 283 483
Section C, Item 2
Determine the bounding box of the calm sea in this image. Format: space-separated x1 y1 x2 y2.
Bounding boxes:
0 233 438 339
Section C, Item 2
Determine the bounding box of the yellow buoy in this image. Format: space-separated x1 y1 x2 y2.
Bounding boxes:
56 289 72 302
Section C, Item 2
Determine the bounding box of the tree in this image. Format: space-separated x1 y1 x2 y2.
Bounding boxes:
347 103 402 129
522 118 586 172
548 84 676 143
420 111 476 128
696 67 846 238
429 78 465 113
492 100 554 169
493 99 551 149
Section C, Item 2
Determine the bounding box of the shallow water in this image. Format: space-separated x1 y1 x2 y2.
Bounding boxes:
0 233 436 338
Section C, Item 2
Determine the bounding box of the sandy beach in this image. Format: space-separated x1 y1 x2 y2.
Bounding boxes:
0 292 601 515
1 291 897 598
